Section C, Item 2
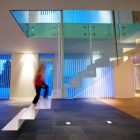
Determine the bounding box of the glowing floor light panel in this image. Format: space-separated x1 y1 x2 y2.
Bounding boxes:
66 121 71 125
106 120 113 124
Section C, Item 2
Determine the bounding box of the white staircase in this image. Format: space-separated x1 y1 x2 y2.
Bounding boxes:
2 107 39 131
78 68 96 78
69 56 111 87
2 96 52 131
69 43 137 88
70 77 82 88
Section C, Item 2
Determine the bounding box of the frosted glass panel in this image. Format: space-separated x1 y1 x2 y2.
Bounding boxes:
64 54 115 98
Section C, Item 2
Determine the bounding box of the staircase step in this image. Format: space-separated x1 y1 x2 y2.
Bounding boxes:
88 60 110 69
37 96 52 109
78 68 96 78
2 98 52 131
69 77 82 88
2 108 38 131
20 107 39 120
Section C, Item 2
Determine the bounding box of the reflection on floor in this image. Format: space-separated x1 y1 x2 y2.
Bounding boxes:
0 99 140 140
99 95 140 120
135 93 140 98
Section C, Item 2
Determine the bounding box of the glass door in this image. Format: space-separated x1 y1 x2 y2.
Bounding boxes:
40 62 54 97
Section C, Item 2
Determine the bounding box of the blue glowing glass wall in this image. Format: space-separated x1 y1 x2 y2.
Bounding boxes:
64 54 91 98
64 54 115 98
0 55 11 99
63 10 115 99
64 10 112 23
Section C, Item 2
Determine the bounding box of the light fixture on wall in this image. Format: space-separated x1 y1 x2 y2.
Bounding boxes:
20 54 36 79
21 54 35 63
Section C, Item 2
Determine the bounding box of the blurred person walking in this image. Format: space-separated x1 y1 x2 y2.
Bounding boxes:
32 64 48 107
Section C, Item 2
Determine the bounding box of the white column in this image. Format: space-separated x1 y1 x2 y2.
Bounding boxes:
114 58 135 98
10 53 38 100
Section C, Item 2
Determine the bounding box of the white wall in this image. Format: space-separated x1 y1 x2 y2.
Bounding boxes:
114 58 135 98
10 53 38 100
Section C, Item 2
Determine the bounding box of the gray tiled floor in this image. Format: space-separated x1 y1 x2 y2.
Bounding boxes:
1 99 140 140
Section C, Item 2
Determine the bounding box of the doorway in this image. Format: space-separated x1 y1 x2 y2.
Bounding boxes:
40 61 55 97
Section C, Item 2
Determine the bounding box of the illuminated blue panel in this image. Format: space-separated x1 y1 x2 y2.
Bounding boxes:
39 54 55 59
11 10 111 24
11 10 60 23
64 10 112 23
11 11 29 23
64 54 90 98
0 55 11 99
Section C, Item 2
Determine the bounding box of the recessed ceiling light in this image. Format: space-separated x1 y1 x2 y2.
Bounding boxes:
66 121 71 125
106 120 112 124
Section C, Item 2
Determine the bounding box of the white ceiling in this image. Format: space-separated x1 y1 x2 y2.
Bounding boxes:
0 10 58 54
0 0 140 54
